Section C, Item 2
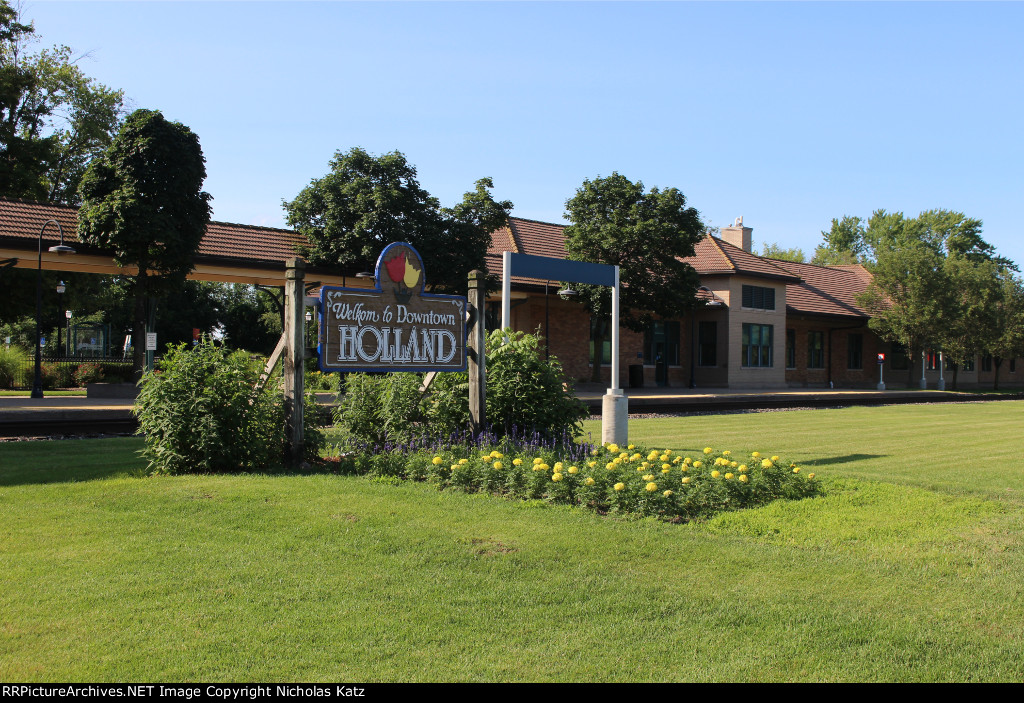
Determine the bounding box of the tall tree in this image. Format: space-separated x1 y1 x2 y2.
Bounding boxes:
0 1 124 204
938 256 1001 390
563 172 704 382
858 238 951 386
986 273 1024 390
760 242 806 263
77 109 212 376
812 215 866 266
283 147 511 294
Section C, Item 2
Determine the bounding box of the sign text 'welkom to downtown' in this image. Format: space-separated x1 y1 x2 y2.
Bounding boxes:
317 242 467 373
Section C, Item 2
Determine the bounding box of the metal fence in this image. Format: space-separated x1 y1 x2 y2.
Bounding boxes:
4 356 134 390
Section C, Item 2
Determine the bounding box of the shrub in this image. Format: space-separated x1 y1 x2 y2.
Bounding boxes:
333 329 589 450
73 362 105 386
135 340 324 474
0 345 28 389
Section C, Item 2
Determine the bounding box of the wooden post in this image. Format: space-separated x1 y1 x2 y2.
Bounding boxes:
284 257 305 467
468 269 486 434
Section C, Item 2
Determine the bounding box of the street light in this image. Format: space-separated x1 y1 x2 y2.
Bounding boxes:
32 221 76 398
56 281 65 357
65 310 73 357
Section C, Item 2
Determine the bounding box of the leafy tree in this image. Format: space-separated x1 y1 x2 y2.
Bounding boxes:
760 242 805 263
812 215 866 266
858 239 951 386
938 256 1001 390
0 1 124 204
986 273 1024 390
563 172 704 382
284 147 512 294
215 283 282 355
78 109 211 376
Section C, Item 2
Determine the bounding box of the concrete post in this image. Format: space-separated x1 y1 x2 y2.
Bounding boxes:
920 351 928 389
938 352 945 391
602 264 628 445
284 257 306 467
468 269 486 434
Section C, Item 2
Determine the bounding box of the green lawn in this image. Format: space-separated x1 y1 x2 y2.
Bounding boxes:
2 402 1023 682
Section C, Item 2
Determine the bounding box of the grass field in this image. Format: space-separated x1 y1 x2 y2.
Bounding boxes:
1 401 1022 682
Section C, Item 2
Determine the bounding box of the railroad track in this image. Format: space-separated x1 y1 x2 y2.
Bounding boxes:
0 417 139 439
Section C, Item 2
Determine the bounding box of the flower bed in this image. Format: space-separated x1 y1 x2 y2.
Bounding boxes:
327 438 820 523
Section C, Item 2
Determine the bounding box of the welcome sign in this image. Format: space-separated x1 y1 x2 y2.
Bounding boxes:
317 242 467 372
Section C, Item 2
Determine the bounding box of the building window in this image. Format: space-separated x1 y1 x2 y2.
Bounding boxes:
741 285 776 311
698 321 717 366
847 333 863 370
741 323 773 368
981 355 993 372
807 331 824 369
643 321 680 366
1011 359 1016 373
590 317 611 365
786 328 796 369
962 357 975 372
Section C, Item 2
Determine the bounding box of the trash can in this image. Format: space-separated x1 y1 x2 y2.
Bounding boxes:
628 364 644 388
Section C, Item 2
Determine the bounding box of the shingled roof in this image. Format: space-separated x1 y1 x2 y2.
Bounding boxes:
485 216 874 320
0 197 304 267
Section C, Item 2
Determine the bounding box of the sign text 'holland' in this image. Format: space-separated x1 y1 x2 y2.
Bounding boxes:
317 243 467 372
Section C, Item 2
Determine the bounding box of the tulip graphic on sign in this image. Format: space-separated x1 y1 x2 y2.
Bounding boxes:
384 250 421 304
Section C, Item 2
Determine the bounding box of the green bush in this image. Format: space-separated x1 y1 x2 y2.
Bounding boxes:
135 340 324 474
333 329 589 449
0 345 28 389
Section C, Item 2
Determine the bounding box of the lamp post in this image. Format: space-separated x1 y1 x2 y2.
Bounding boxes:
32 221 76 398
55 281 65 357
65 310 73 356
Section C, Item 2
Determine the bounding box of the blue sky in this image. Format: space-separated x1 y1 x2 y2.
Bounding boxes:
29 1 1024 265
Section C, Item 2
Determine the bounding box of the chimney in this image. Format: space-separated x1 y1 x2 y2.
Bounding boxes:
720 216 752 252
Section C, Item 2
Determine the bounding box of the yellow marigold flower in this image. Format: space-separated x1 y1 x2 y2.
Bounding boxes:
606 462 615 470
432 456 443 465
636 467 644 472
680 466 688 473
771 456 780 462
614 482 625 491
607 443 619 454
662 463 671 471
482 455 493 462
808 473 815 479
493 461 503 470
762 459 774 469
451 464 459 471
725 472 734 480
585 477 595 486
739 474 749 484
491 451 503 458
588 461 597 468
648 451 660 461
613 457 623 465
459 458 469 465
628 444 635 450
533 457 543 464
673 457 681 464
703 447 713 454
645 482 658 492
660 454 669 462
532 465 544 472
642 474 654 481
711 470 720 478
663 489 674 497
631 453 642 461
661 468 670 474
540 463 550 471
619 452 629 459
681 476 692 484
723 450 731 456
591 449 599 456
739 464 748 473
512 458 523 466
693 460 702 468
552 473 563 482
793 467 801 473
554 462 564 471
752 451 761 459
663 449 673 455
684 457 693 465
568 466 579 474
